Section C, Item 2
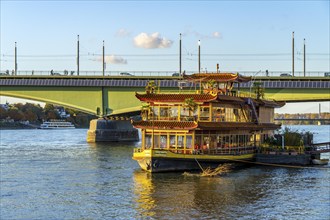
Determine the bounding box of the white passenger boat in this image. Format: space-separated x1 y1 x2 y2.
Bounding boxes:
40 120 75 129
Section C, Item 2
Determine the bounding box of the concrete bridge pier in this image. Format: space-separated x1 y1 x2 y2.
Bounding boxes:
87 118 139 142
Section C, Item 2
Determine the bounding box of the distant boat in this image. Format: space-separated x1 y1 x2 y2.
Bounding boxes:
312 159 329 165
40 120 75 129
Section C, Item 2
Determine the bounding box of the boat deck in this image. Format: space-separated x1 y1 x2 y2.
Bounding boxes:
305 142 330 154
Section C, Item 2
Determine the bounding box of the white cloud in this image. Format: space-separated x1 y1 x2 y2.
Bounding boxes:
183 29 222 39
212 31 222 38
133 32 173 49
95 55 127 64
115 28 131 37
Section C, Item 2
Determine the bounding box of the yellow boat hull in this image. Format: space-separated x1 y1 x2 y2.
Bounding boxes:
133 149 255 172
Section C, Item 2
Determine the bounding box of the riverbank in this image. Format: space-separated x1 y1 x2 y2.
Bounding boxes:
0 121 90 129
0 121 40 129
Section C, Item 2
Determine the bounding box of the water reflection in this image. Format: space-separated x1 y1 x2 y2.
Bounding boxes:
133 171 156 218
132 166 272 219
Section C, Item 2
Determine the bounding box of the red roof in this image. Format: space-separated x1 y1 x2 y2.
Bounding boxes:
132 120 280 131
132 120 198 130
184 73 251 83
135 93 217 103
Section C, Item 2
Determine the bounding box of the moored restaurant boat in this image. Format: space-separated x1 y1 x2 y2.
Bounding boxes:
40 120 75 129
132 73 285 172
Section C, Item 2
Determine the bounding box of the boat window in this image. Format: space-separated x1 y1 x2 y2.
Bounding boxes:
212 107 225 122
151 106 159 120
224 136 230 148
159 107 177 121
209 134 217 149
202 136 210 150
153 134 160 148
170 135 176 148
199 106 210 121
255 134 261 147
218 83 227 94
177 135 184 148
160 135 167 148
186 135 192 149
145 134 152 149
170 106 178 119
195 135 202 149
180 105 190 120
248 135 254 146
233 109 240 121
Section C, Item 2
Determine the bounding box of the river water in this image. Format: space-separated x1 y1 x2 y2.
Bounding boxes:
0 125 329 219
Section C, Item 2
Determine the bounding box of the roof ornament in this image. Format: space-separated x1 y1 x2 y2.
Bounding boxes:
145 80 157 94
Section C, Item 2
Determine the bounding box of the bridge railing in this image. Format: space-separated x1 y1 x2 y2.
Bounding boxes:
0 70 328 77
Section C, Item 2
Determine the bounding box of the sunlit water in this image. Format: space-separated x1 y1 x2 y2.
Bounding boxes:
0 125 329 219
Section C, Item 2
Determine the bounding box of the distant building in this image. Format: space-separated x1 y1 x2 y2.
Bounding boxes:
55 107 70 118
0 103 9 111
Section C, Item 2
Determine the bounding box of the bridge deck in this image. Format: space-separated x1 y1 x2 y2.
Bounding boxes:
1 77 329 89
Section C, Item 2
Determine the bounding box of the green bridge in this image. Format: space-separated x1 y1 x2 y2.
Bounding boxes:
0 75 329 116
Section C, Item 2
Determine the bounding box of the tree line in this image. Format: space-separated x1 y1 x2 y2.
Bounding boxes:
0 103 97 128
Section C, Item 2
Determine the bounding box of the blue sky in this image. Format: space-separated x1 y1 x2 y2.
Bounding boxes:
1 0 329 72
0 0 329 113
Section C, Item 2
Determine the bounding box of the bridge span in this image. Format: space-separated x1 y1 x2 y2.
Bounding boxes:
0 75 329 116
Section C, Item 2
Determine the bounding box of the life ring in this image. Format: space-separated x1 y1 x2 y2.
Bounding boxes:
153 160 159 168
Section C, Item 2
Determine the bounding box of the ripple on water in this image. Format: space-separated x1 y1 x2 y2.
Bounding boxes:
0 127 329 219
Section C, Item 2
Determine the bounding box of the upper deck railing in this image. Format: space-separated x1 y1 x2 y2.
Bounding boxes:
0 70 329 78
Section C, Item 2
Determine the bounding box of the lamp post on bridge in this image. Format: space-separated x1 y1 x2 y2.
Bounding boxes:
14 42 17 75
198 40 201 73
292 31 294 77
77 35 80 76
103 40 105 77
303 38 306 77
179 33 182 77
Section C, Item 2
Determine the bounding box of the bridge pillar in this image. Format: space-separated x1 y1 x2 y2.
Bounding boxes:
86 118 139 142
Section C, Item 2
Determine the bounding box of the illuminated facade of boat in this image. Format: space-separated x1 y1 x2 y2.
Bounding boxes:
132 73 285 172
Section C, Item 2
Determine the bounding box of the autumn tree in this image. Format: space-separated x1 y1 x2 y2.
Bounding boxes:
7 107 25 121
43 103 59 120
0 107 8 119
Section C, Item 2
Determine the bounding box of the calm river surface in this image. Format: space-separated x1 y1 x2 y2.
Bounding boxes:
1 125 329 219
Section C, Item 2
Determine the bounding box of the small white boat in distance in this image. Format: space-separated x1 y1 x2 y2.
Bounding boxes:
40 120 75 129
312 159 329 165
